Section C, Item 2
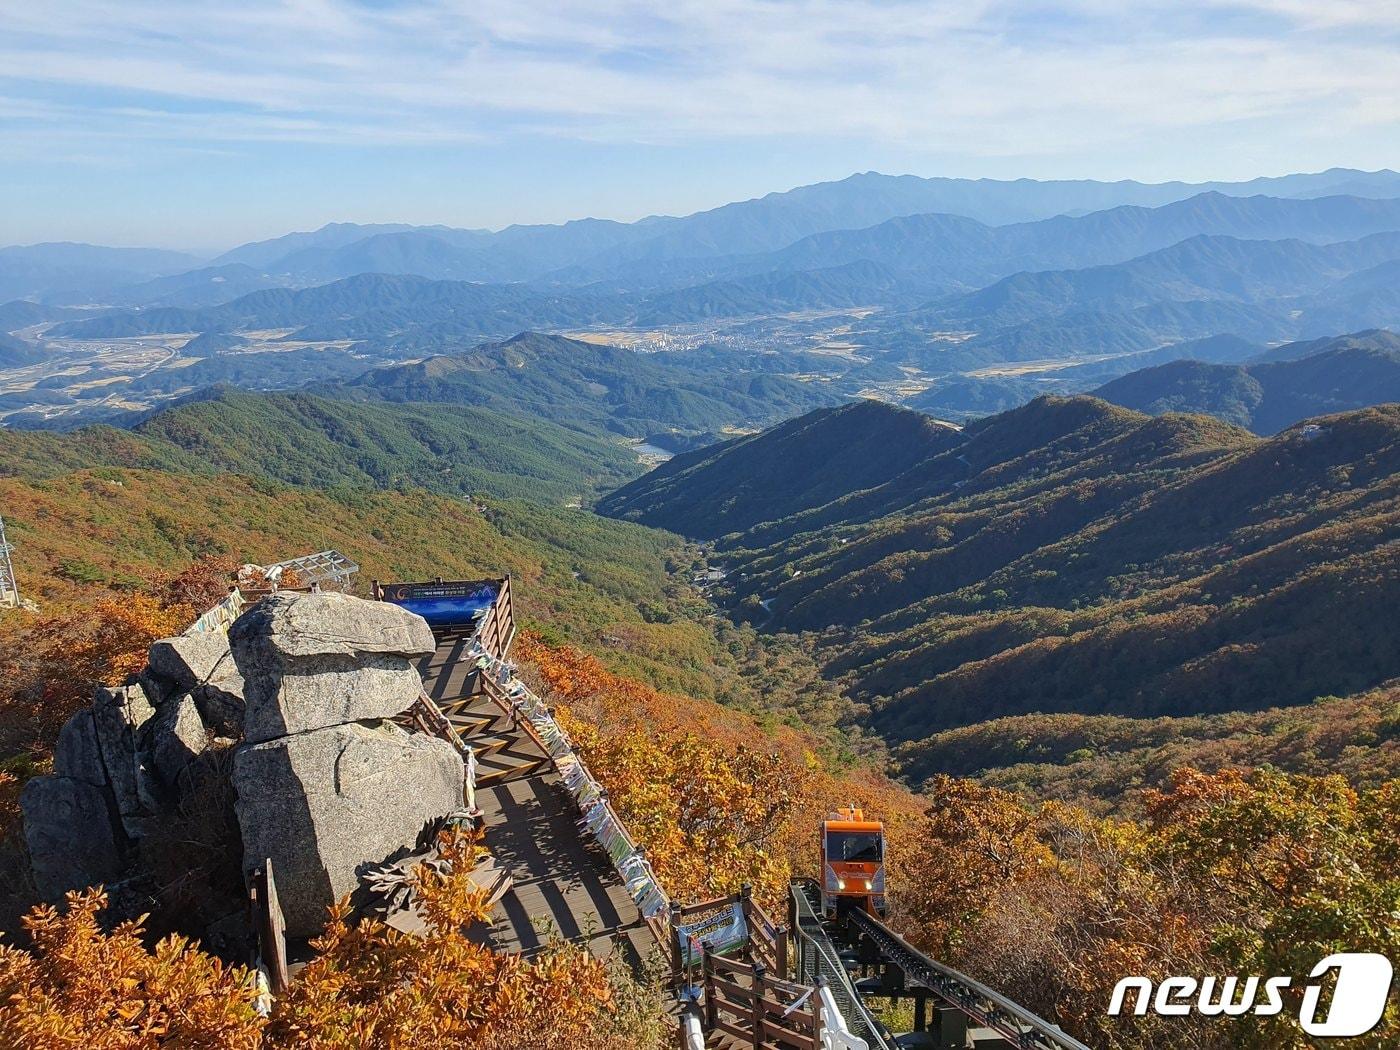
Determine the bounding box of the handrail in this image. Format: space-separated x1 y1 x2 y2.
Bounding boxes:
679 1005 706 1050
184 588 246 635
845 908 1092 1050
817 979 870 1050
468 642 673 950
789 881 891 1049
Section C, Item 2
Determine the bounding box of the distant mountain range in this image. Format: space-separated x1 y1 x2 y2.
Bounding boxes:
600 396 1400 771
0 243 201 303
5 168 1400 431
35 194 1400 348
1094 330 1400 432
6 167 1400 305
202 168 1400 288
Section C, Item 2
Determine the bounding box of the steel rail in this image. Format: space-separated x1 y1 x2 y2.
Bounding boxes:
789 882 891 1049
845 908 1092 1050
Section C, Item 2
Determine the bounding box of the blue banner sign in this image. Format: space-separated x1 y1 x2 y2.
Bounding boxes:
378 580 498 627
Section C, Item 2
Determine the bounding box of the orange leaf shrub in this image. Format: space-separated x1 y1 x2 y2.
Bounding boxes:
0 833 651 1050
0 889 264 1049
901 768 1400 1049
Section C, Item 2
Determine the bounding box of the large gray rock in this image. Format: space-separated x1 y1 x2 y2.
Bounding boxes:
21 776 124 899
149 632 245 735
52 709 106 787
230 592 435 661
237 654 425 744
233 721 463 936
151 693 209 788
149 631 244 695
230 592 433 743
92 682 158 838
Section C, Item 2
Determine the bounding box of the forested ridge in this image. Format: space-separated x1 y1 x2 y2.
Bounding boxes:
603 395 1400 794
0 387 645 504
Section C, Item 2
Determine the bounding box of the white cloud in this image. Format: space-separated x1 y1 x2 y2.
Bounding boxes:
0 0 1397 159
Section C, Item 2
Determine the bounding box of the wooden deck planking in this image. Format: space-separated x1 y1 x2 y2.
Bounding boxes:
419 633 659 969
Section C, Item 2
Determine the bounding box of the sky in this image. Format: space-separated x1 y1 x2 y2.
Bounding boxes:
2 0 1398 253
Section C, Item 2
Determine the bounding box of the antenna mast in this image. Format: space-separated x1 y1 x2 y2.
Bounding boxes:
0 514 18 608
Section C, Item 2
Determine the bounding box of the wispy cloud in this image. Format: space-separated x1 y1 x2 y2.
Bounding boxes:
2 0 1398 157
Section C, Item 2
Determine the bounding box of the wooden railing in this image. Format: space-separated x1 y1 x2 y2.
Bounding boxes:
248 858 288 996
473 574 515 660
700 952 821 1050
669 884 789 986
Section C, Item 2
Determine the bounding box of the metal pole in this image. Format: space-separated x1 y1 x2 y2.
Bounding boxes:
0 515 18 608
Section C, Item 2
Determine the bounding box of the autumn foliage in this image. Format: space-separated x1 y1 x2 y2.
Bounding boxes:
0 555 239 760
516 632 922 908
0 832 649 1050
0 889 263 1049
901 768 1400 1049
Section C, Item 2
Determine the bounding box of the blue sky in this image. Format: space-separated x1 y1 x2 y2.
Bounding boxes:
2 0 1398 252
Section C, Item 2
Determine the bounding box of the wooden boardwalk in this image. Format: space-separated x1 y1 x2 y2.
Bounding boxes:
417 629 658 969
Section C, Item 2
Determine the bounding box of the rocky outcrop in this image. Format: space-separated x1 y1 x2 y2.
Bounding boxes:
20 776 124 899
150 692 211 788
92 682 159 839
234 721 463 936
230 592 434 743
52 709 105 786
22 587 462 950
148 631 245 736
229 591 459 936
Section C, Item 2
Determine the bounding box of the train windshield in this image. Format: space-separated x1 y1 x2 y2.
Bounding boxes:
826 830 883 863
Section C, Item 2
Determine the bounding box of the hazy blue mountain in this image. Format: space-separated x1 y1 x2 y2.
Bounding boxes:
213 222 433 268
0 243 203 303
720 192 1400 293
60 206 1400 353
1252 328 1400 363
924 232 1400 329
857 232 1400 371
47 273 614 341
907 334 1267 420
631 260 908 324
201 169 1400 289
1095 332 1400 432
109 263 289 308
566 170 1400 275
0 331 47 367
0 300 84 332
266 229 527 284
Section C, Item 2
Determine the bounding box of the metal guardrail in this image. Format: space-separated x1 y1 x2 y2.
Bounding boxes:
790 881 891 1050
845 908 1092 1050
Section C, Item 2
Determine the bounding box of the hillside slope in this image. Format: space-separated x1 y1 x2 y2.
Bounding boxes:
598 400 962 536
1096 332 1400 432
602 398 1400 757
0 387 644 504
328 331 842 437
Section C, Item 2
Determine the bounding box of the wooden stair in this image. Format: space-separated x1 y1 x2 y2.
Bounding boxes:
416 630 656 965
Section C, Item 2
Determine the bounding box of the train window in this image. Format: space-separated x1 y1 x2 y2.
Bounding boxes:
825 831 882 862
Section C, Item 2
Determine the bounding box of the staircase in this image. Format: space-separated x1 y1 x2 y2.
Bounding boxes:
436 690 549 787
415 631 657 967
